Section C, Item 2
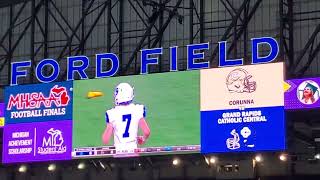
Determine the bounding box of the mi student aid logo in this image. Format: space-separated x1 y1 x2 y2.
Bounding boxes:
7 85 70 119
38 128 67 155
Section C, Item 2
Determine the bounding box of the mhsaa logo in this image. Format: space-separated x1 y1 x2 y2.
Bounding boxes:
7 85 70 110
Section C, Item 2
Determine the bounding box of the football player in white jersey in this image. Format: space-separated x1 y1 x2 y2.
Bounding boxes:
102 83 150 154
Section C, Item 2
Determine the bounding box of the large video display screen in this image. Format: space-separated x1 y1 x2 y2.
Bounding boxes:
200 63 285 153
285 77 320 109
72 71 200 158
2 71 200 163
3 82 73 163
2 63 286 163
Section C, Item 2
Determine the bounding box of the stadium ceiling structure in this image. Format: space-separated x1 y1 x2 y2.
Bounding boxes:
0 0 319 175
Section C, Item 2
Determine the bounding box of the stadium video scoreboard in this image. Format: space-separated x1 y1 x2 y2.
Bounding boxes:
3 36 319 164
2 62 289 164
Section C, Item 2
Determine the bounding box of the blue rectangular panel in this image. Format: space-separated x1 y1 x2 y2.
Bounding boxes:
201 106 285 153
5 81 73 124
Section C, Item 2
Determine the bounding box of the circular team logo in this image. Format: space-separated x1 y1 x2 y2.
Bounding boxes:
297 80 320 105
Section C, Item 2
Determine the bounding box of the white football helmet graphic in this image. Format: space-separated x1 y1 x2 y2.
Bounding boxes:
226 68 257 93
114 83 134 105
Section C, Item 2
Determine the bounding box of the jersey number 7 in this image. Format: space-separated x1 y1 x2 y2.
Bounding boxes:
122 114 131 138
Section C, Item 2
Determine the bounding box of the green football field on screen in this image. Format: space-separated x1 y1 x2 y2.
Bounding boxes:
72 70 200 148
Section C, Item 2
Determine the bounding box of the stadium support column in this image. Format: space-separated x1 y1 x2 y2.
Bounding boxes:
199 0 204 43
158 0 164 72
44 0 49 76
182 163 187 179
287 0 294 75
30 0 36 83
280 2 295 177
107 0 112 53
81 0 86 54
243 1 249 63
106 0 112 72
119 0 123 74
118 167 124 180
189 0 203 44
288 0 294 76
189 0 194 44
280 0 294 77
7 4 13 85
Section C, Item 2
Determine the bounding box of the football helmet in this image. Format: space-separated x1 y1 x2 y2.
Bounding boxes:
114 83 134 105
226 68 256 93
